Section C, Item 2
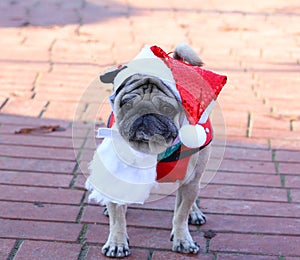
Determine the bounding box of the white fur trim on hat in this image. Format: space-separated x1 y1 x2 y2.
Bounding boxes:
109 46 182 108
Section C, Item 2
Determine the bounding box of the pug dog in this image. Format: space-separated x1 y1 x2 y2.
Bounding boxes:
87 43 226 258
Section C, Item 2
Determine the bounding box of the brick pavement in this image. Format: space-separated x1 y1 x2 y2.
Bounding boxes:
0 0 300 259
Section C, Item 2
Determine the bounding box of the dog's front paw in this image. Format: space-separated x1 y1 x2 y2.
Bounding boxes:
171 237 200 254
102 240 130 258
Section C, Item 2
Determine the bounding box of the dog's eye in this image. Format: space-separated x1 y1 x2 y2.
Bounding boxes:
120 99 132 108
120 96 135 108
160 104 174 115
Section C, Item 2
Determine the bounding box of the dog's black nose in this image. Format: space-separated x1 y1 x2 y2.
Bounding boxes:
129 114 178 143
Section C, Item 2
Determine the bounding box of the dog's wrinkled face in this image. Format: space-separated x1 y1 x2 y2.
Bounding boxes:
113 74 185 154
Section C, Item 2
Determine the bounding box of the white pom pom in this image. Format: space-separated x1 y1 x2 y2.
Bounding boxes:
179 124 207 148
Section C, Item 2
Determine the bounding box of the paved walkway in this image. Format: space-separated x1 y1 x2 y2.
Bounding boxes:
0 0 300 259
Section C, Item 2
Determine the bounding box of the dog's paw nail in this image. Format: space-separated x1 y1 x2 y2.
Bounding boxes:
103 207 109 216
101 246 109 255
170 234 174 241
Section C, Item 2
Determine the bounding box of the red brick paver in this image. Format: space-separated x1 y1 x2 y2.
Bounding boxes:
0 0 299 259
14 241 82 260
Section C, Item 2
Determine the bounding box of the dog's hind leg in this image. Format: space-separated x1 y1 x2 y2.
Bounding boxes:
102 202 130 258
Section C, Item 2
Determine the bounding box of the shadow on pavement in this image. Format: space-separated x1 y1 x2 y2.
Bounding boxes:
0 0 139 27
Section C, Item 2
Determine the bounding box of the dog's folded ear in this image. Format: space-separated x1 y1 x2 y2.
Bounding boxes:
174 43 204 67
100 66 127 83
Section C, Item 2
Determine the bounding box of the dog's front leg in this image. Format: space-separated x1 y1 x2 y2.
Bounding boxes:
171 147 210 254
171 182 200 254
102 202 130 258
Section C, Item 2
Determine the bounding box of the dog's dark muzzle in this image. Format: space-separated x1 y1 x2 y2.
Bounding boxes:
129 114 178 144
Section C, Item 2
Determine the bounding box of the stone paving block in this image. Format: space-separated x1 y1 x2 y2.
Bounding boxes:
0 157 76 174
0 134 79 149
201 199 300 218
251 128 300 141
285 175 300 189
52 38 114 65
218 110 248 129
225 138 270 150
0 114 70 127
127 227 206 252
292 120 300 132
210 233 300 256
0 124 72 137
87 246 150 260
85 224 109 244
270 139 300 151
127 207 173 231
290 189 300 203
252 114 292 131
0 5 27 27
0 239 16 259
202 214 300 236
76 144 99 162
0 219 82 242
133 195 176 211
208 171 282 187
36 71 97 88
14 241 81 260
278 162 300 175
0 201 80 222
223 146 273 161
74 173 87 190
0 171 72 188
28 3 79 26
222 126 247 138
219 159 276 174
275 150 300 163
34 90 83 103
0 96 7 107
0 185 83 204
1 99 48 118
42 101 84 120
152 251 214 260
216 253 277 260
200 184 287 202
0 144 76 161
1 44 49 62
50 64 102 78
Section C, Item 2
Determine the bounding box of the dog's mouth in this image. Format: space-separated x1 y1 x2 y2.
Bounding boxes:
128 113 178 154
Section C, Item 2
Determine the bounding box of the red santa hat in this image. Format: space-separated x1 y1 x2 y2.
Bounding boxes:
150 45 227 125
